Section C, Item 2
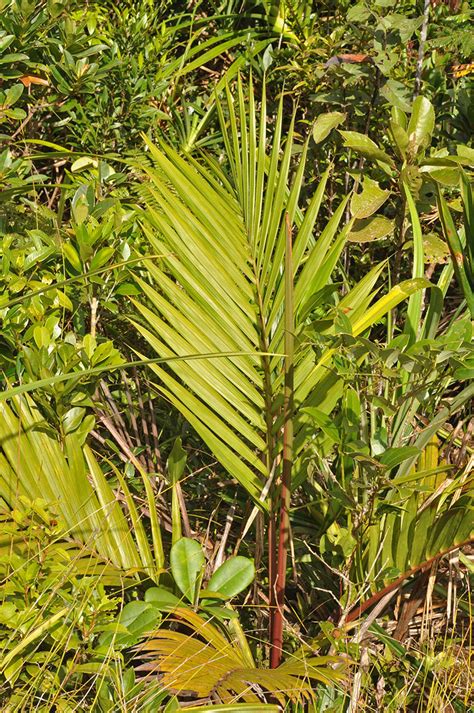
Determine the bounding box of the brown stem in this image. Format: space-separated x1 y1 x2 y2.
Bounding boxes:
251 254 277 651
268 510 277 648
270 214 294 668
346 536 474 624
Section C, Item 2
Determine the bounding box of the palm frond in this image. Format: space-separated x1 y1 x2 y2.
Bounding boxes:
133 79 422 503
135 607 344 706
0 395 161 577
350 444 474 620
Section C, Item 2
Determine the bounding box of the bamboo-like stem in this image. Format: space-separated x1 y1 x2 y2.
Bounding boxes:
270 213 294 669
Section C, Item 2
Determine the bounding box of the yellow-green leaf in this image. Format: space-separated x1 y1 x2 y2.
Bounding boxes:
348 216 394 242
351 177 390 219
312 112 345 144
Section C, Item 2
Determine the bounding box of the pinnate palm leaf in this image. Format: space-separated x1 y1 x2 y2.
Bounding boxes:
0 395 160 576
135 607 344 706
133 78 428 504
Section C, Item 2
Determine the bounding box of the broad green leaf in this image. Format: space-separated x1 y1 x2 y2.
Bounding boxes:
145 587 182 609
63 243 82 271
33 325 50 348
350 178 390 219
170 538 205 604
389 119 409 159
312 112 345 144
423 234 449 264
207 556 255 598
407 96 434 156
5 83 24 106
348 216 394 242
339 130 393 165
90 247 114 270
0 52 29 64
381 79 411 113
119 601 161 638
423 166 460 186
71 156 99 172
62 406 86 434
0 34 15 51
347 2 371 21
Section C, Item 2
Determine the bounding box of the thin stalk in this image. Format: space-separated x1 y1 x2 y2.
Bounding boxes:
391 190 407 335
251 257 277 647
403 182 425 344
437 186 474 319
268 509 277 651
414 0 431 98
270 214 294 669
346 536 474 624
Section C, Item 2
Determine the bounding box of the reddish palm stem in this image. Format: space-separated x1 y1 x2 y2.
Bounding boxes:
270 214 294 668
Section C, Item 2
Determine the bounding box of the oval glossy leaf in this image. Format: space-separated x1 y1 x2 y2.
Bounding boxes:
351 178 390 219
339 130 393 165
145 586 181 609
63 243 82 271
119 601 160 636
389 119 409 158
5 83 24 107
348 216 394 243
380 79 411 113
90 247 115 270
407 96 434 156
62 406 86 434
207 556 255 598
312 112 345 144
0 35 15 52
71 156 99 172
99 601 161 648
170 537 205 604
424 167 460 186
457 145 474 164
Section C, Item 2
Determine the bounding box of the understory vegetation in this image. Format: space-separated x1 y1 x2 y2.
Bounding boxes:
0 0 473 710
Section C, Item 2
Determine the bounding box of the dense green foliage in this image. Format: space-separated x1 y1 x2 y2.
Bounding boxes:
1 0 473 710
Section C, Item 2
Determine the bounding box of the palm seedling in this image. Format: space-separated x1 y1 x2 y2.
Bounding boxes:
131 76 428 666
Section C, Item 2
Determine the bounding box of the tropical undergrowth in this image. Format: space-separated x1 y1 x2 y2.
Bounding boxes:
0 1 473 711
